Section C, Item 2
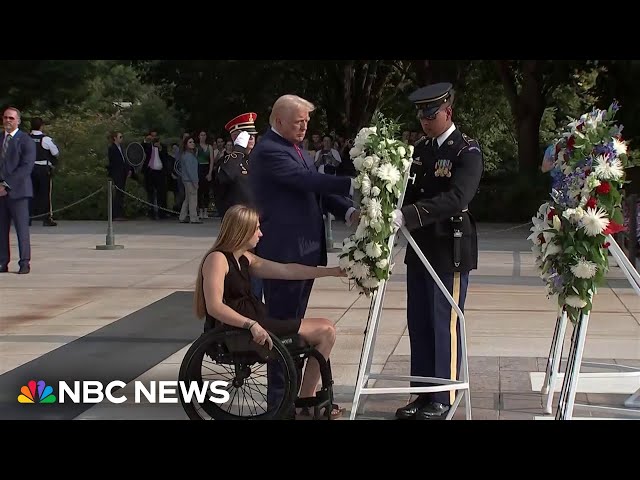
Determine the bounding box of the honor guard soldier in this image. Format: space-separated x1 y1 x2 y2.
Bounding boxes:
392 82 483 420
214 112 258 217
30 117 59 226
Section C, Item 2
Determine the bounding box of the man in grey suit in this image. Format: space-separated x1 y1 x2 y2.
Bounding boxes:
0 107 36 274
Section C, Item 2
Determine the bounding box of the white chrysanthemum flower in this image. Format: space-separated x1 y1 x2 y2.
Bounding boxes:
397 146 406 157
375 258 388 269
376 163 401 185
570 258 598 279
594 155 624 181
370 186 381 197
361 277 380 289
612 137 628 156
564 295 587 309
370 154 380 170
365 242 383 259
581 207 609 236
367 197 383 220
351 262 370 280
353 249 366 261
339 255 354 270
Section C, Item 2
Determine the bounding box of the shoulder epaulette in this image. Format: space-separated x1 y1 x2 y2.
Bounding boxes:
458 133 481 156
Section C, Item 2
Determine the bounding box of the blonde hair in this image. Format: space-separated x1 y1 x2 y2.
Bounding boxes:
269 94 315 127
193 205 260 319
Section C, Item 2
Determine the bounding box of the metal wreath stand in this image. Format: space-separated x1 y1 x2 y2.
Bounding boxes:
350 168 472 420
541 235 640 420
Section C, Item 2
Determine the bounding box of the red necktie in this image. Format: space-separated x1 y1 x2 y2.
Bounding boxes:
293 144 304 161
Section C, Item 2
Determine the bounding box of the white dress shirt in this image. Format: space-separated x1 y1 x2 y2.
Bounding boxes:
30 130 60 167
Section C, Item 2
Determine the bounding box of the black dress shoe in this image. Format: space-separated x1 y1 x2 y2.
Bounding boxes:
17 265 30 274
43 218 57 226
395 395 431 419
415 402 450 420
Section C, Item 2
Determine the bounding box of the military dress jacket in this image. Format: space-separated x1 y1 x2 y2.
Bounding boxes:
215 145 254 217
400 128 484 273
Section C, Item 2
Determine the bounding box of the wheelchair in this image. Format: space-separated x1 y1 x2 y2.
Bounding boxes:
178 323 336 420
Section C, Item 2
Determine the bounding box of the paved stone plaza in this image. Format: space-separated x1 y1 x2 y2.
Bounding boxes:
1 219 639 420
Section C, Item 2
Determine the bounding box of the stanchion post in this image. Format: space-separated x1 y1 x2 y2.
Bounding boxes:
325 213 340 253
96 180 124 250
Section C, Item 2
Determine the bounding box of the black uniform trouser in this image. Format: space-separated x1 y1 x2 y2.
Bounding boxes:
263 278 314 415
406 262 469 406
144 170 168 218
197 164 210 210
30 164 52 221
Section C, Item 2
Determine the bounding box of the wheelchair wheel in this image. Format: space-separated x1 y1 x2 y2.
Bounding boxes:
179 328 298 420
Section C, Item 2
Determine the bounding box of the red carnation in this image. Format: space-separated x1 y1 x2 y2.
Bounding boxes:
602 242 611 249
596 182 611 195
547 209 555 220
603 221 626 236
567 136 575 149
585 197 597 209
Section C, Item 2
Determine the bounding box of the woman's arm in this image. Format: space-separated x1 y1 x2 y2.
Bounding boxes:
246 252 345 280
203 252 260 330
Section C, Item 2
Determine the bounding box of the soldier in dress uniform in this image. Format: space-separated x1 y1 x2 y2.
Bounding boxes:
214 112 258 217
215 112 263 300
392 82 484 420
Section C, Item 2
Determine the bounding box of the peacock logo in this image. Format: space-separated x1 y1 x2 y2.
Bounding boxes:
18 380 57 403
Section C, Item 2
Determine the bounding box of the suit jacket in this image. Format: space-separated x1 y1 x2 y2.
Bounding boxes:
0 130 36 199
142 142 170 176
107 143 133 180
249 128 353 267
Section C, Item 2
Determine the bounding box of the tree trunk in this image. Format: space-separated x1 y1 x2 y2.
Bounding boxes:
517 112 544 175
495 60 546 175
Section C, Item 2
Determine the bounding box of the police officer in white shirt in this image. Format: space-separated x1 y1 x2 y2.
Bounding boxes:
29 117 59 226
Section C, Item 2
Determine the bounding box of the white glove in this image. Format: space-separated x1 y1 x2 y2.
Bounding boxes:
234 131 250 148
391 209 405 232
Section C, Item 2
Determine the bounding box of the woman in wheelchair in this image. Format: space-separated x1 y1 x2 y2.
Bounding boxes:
193 204 347 419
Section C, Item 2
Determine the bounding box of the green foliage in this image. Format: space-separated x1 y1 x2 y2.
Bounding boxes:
20 61 182 220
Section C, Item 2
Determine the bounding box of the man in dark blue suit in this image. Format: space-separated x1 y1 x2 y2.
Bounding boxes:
250 94 359 416
0 107 36 274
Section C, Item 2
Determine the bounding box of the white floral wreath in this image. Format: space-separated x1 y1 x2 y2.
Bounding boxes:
338 114 414 296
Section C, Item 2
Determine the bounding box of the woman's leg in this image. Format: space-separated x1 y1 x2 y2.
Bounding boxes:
296 317 336 399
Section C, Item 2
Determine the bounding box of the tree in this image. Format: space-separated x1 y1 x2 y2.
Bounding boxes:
494 60 602 175
0 60 96 113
